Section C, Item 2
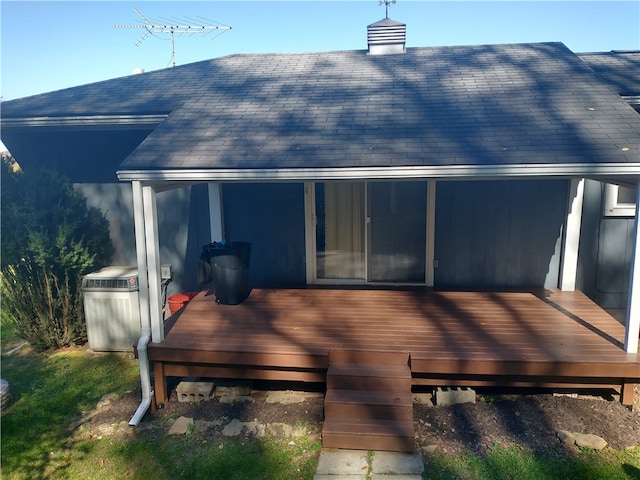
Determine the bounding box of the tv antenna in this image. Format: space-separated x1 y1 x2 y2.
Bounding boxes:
379 0 396 18
115 8 231 67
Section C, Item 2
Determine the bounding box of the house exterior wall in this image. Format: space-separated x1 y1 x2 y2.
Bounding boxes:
434 179 568 288
578 179 634 309
79 183 210 295
222 183 307 287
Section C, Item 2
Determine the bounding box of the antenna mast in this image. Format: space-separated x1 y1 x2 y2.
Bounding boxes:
115 8 231 67
379 0 396 18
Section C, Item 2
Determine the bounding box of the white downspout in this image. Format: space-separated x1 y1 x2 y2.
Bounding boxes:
129 180 153 426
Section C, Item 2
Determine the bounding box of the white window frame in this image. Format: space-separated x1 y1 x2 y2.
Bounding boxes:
603 183 637 217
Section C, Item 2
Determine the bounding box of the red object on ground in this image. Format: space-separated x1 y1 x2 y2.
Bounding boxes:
168 292 199 314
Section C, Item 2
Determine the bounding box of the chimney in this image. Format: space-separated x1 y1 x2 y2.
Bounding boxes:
367 17 406 55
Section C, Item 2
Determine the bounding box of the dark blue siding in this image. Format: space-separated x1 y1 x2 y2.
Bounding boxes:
222 183 306 287
434 180 568 288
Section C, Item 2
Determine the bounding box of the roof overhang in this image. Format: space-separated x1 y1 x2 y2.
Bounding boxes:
117 163 640 185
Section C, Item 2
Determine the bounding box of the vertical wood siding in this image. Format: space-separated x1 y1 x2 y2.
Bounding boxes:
434 180 568 288
223 183 306 287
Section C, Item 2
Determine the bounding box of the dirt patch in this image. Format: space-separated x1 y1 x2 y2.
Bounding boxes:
78 382 640 456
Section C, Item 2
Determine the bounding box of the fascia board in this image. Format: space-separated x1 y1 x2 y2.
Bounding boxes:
117 163 640 183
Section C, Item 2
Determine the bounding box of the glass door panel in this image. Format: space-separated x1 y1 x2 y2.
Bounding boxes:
315 182 365 280
368 181 427 283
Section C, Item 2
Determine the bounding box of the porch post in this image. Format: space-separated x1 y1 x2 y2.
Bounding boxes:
132 181 151 339
426 180 436 287
208 183 224 242
624 185 640 353
559 178 584 291
142 185 164 343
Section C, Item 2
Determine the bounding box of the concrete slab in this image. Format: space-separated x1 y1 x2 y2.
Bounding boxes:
316 450 369 476
371 475 423 480
314 475 367 480
371 451 424 475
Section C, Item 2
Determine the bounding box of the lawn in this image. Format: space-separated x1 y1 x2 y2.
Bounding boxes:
1 327 638 479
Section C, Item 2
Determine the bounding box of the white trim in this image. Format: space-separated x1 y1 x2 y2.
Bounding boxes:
207 183 224 242
132 181 151 337
426 180 437 287
142 185 164 343
117 163 640 183
1 114 167 128
603 183 637 217
624 185 640 353
303 182 317 284
559 178 584 291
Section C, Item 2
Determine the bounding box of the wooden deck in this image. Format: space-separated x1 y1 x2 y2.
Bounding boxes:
148 288 639 406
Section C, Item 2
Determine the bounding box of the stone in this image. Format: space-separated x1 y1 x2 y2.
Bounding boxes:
264 390 322 404
315 449 369 476
96 392 120 409
215 383 252 397
372 451 424 475
168 416 194 435
574 433 608 450
413 393 434 405
176 381 215 403
222 419 244 436
557 430 576 445
421 444 439 454
218 395 254 404
434 387 476 406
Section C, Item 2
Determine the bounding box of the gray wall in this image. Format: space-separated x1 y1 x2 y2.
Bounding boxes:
578 179 634 309
79 183 210 296
434 179 568 288
222 183 306 287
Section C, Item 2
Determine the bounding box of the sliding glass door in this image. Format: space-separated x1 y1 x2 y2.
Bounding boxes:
313 181 427 284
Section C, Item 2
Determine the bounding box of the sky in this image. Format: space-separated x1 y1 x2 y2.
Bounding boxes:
1 1 639 102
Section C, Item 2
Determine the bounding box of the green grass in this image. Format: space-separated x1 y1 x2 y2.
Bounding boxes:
423 444 640 480
1 335 638 480
0 342 321 479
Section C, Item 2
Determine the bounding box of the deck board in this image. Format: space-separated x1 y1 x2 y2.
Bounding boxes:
148 288 639 405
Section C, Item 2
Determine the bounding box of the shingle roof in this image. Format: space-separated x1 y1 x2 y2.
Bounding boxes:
2 42 639 180
578 50 640 97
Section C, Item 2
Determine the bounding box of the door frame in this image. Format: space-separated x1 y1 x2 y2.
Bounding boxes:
304 180 436 286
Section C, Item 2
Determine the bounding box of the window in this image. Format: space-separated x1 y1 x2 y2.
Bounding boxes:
603 183 637 217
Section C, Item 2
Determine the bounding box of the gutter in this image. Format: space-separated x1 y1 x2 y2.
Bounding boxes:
129 329 152 426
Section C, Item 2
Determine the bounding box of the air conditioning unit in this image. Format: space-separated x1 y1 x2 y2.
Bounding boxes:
81 266 141 352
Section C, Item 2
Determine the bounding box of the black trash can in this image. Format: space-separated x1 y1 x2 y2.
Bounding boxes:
199 241 251 305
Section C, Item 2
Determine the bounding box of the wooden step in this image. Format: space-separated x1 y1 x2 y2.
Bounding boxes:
326 363 411 391
329 349 410 366
322 418 415 452
324 389 413 421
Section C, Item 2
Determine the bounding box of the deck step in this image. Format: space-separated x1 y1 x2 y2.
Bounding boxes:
322 418 415 452
324 389 413 421
323 350 415 452
326 363 411 391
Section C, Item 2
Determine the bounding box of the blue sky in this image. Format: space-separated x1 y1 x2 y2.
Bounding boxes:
1 1 639 101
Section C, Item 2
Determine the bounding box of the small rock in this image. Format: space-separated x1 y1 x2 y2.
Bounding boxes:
557 430 576 445
422 444 439 454
222 419 243 436
168 416 194 435
215 384 252 397
96 392 120 409
218 395 254 404
574 433 608 450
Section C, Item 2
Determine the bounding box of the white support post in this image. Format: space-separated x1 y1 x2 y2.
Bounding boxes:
426 180 437 287
132 181 151 336
624 185 640 353
208 183 224 242
142 185 164 343
560 178 584 291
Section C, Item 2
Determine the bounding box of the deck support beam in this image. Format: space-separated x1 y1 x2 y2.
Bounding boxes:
624 185 640 353
559 178 584 291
